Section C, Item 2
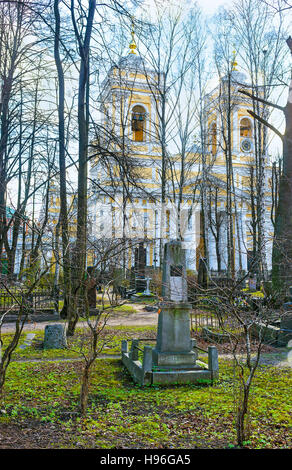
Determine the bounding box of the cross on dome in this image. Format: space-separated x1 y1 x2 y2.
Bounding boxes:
129 17 137 55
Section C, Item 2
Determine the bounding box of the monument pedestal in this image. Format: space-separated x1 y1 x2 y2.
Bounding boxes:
152 302 198 369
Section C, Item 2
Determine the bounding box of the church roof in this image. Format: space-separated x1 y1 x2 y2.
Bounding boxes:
187 143 203 154
117 52 146 71
221 70 247 85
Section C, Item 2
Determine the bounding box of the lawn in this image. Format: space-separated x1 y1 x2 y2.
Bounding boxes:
0 325 291 449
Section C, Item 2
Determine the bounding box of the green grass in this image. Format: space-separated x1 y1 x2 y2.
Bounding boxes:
3 325 157 361
0 325 291 449
97 304 138 313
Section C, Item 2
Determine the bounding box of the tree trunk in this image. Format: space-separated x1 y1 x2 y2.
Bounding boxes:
67 0 96 336
236 383 250 447
54 0 74 328
272 46 292 290
80 364 90 417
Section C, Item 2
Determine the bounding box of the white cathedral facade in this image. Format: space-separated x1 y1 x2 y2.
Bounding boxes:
88 48 274 276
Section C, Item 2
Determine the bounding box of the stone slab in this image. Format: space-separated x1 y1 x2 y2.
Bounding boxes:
281 312 292 331
152 349 197 367
121 341 218 386
251 321 292 347
122 352 151 385
19 333 36 350
43 324 67 350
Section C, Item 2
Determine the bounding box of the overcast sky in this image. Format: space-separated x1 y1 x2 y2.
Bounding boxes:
141 0 234 16
196 0 234 14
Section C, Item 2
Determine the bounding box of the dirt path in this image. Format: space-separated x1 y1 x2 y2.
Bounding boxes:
219 351 291 368
1 304 291 368
0 304 158 333
10 352 291 368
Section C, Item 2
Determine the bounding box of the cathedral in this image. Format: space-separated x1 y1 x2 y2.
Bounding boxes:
88 32 274 276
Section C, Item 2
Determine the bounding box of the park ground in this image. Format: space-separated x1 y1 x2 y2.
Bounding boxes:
0 303 291 450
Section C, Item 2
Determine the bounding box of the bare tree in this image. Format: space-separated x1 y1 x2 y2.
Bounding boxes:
238 38 292 291
213 17 239 278
0 230 53 398
231 0 288 283
188 271 276 447
51 0 74 331
137 2 203 264
207 186 225 272
0 2 47 273
78 279 124 416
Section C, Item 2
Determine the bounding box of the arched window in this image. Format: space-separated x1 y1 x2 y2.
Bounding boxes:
240 118 252 138
166 209 170 238
208 121 217 155
131 105 146 142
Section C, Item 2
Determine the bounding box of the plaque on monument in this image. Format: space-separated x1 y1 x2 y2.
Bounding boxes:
170 265 183 302
162 242 187 303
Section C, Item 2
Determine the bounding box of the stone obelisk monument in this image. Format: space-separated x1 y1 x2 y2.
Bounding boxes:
152 240 197 369
121 240 219 385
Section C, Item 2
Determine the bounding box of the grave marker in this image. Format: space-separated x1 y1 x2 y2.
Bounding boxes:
121 240 219 385
44 324 67 350
153 241 196 368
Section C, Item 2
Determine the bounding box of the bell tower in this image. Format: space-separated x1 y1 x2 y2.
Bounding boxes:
89 21 164 270
98 20 162 159
204 51 268 165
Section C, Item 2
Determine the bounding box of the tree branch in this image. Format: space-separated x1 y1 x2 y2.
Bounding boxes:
286 36 292 55
247 109 284 141
238 89 285 112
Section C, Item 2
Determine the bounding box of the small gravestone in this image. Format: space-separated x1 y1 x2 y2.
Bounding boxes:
281 313 292 331
197 257 208 288
87 266 97 308
19 333 35 350
44 324 67 350
135 242 146 277
134 242 148 295
248 276 257 292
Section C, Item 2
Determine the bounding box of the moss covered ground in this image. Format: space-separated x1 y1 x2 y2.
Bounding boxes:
0 325 291 449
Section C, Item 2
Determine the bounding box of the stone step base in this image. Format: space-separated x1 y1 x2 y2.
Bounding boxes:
152 369 214 385
152 364 204 371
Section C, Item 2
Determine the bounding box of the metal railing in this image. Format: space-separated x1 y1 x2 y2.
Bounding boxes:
0 289 56 312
